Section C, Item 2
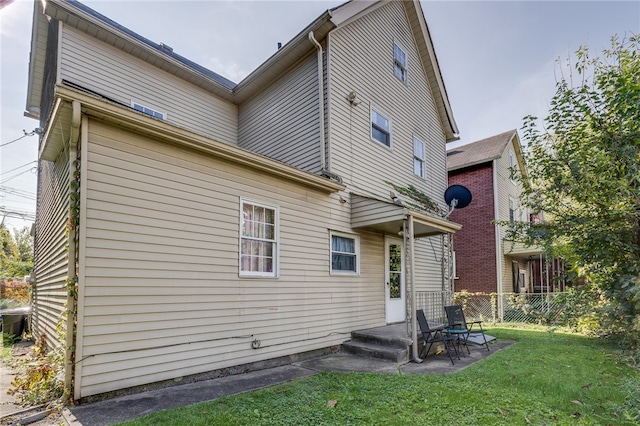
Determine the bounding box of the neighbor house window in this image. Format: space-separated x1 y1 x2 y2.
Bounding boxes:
509 197 516 226
240 200 278 277
393 42 407 83
413 137 425 178
371 108 391 147
330 231 359 274
131 101 166 120
509 150 516 183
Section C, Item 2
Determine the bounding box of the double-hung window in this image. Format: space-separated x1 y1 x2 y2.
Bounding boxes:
393 42 407 83
413 137 425 178
330 231 359 274
371 108 391 147
240 200 278 277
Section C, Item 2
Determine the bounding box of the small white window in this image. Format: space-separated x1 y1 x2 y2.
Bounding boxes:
509 150 516 183
330 231 359 274
131 101 166 120
240 199 278 277
509 197 516 226
413 137 425 178
393 42 407 83
371 108 391 147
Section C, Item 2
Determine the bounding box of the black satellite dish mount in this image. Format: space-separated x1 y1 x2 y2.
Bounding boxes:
444 184 472 219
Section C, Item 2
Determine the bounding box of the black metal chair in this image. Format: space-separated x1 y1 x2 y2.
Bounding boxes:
444 304 490 353
416 309 459 365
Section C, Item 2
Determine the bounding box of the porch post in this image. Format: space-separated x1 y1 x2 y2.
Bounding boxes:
408 214 422 363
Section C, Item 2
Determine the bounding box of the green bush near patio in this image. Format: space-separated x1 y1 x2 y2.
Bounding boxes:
118 327 639 425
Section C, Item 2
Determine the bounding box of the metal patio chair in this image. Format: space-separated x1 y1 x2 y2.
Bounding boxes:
444 304 490 353
416 309 459 365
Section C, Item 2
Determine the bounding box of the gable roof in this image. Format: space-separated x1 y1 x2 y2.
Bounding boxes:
26 0 458 139
446 129 517 171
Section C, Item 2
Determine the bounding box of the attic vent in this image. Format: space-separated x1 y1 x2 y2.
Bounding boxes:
160 42 173 53
447 150 463 156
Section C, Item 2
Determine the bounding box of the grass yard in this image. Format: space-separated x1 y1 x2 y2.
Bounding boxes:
119 327 639 425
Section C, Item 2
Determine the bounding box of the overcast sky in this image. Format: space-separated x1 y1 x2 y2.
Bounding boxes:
1 0 639 230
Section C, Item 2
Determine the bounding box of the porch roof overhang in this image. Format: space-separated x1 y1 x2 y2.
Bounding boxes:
503 239 544 260
351 194 461 237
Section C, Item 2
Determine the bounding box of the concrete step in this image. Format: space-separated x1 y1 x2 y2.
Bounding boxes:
349 329 412 350
341 340 409 363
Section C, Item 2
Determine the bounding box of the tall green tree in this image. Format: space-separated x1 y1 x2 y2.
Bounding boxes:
0 225 33 279
517 35 640 335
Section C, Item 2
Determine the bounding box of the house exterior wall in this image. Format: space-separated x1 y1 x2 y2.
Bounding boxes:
494 140 526 294
74 119 385 398
238 52 323 174
328 1 448 289
32 149 71 348
448 163 497 293
59 25 238 145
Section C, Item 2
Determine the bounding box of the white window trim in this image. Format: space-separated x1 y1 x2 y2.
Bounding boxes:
329 230 360 276
239 198 279 278
370 105 392 149
413 136 426 179
131 100 167 120
393 41 408 84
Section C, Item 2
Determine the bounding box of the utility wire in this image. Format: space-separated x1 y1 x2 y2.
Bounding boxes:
0 168 35 185
0 131 36 148
1 161 37 176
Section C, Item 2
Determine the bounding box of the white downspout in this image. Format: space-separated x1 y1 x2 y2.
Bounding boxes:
409 215 423 363
63 100 81 397
493 160 503 320
308 31 326 172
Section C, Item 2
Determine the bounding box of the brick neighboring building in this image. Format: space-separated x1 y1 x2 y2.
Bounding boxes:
447 130 565 298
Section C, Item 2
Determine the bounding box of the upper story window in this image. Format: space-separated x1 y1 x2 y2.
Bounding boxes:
509 197 516 226
371 107 391 147
240 199 278 277
131 101 166 120
413 137 425 178
509 150 516 183
393 42 408 83
330 231 360 275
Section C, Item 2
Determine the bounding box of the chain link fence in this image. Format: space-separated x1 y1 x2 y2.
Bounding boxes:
417 291 567 325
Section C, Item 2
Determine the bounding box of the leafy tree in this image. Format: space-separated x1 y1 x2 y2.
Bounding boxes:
515 35 640 338
0 225 33 279
13 226 34 264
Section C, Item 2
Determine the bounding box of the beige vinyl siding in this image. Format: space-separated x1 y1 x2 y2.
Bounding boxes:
328 2 448 289
32 150 70 349
238 53 322 173
495 140 526 294
328 1 447 205
414 236 444 290
75 120 383 397
59 25 237 145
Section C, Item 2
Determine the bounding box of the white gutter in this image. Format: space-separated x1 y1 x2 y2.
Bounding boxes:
63 100 81 396
308 31 326 172
493 160 503 317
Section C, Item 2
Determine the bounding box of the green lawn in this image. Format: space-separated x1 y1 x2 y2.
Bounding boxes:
119 327 639 425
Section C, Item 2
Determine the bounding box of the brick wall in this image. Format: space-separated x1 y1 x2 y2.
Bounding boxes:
448 163 497 293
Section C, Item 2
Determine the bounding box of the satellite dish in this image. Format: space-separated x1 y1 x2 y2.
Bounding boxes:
444 184 472 219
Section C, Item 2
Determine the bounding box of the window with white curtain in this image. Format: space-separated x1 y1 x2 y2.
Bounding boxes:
330 231 359 274
240 200 278 277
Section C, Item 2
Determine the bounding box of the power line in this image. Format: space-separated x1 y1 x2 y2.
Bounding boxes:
0 131 37 148
0 168 36 185
1 161 37 176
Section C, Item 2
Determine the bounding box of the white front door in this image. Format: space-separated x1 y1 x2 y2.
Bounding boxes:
385 237 405 323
